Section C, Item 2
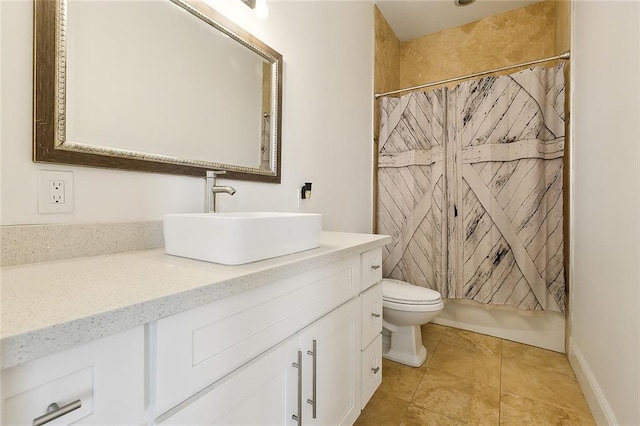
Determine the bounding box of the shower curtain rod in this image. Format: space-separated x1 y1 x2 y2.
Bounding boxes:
374 51 570 99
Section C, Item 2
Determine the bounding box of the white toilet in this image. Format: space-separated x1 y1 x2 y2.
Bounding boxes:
381 278 444 367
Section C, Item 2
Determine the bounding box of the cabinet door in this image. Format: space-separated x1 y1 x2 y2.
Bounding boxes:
300 299 361 426
158 336 300 426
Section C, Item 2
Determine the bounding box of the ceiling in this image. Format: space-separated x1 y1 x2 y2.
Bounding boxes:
374 0 542 42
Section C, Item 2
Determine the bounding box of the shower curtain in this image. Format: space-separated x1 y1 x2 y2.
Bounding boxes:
261 114 271 168
378 64 566 312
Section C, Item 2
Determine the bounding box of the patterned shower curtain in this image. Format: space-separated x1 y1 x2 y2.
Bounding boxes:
261 114 271 169
378 64 566 312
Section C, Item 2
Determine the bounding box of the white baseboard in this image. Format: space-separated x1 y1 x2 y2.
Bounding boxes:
567 337 617 425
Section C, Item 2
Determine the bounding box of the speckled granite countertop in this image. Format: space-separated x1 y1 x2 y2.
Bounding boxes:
0 232 390 369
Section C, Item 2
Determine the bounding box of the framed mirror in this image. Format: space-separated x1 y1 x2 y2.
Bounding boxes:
33 0 283 182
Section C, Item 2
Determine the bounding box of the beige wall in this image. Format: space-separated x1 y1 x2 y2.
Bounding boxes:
399 1 556 88
373 6 400 232
554 0 571 54
373 6 399 141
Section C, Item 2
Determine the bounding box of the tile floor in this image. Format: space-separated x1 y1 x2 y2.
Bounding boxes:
355 324 595 425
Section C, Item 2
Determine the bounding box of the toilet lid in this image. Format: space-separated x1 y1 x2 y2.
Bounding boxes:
382 279 442 305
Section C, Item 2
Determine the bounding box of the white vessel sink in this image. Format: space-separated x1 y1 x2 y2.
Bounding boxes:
163 212 323 265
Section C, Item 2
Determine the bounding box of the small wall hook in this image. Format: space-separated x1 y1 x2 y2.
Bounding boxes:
301 182 312 199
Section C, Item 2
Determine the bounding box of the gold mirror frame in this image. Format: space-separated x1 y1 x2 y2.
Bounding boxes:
33 0 283 182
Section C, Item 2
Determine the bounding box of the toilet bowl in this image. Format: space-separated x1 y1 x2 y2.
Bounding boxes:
381 279 444 367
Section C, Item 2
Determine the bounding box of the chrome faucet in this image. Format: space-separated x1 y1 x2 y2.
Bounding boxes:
205 171 236 213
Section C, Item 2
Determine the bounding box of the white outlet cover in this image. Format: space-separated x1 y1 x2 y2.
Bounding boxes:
37 170 74 214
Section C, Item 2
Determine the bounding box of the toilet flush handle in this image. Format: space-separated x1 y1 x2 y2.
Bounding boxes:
371 265 380 270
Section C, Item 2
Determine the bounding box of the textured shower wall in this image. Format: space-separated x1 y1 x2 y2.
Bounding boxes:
373 6 399 142
373 6 400 232
554 0 571 54
398 1 556 88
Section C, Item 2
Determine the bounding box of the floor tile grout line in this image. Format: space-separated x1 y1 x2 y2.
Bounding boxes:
404 338 445 424
404 339 436 412
410 338 438 401
397 399 411 425
409 366 426 402
500 383 595 419
500 389 596 421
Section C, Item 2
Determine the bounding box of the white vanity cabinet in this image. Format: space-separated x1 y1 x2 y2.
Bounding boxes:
1 326 145 426
158 298 361 426
154 255 364 425
0 234 389 426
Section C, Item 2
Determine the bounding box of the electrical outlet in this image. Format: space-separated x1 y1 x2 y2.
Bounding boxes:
38 170 74 214
50 180 65 204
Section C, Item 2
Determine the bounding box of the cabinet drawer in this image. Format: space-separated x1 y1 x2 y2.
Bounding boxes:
361 249 382 291
360 334 382 409
155 256 359 415
3 367 93 425
1 326 144 425
360 283 382 349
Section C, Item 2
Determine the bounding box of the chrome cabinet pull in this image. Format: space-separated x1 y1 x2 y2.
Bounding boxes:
292 351 302 425
306 340 317 419
371 367 380 374
371 265 381 270
33 400 82 426
371 313 381 318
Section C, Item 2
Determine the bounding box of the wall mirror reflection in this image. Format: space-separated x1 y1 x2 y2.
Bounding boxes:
33 0 283 182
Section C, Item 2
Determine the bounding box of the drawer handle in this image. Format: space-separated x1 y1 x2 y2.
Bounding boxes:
371 265 381 270
33 400 82 426
371 313 381 318
371 367 380 374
